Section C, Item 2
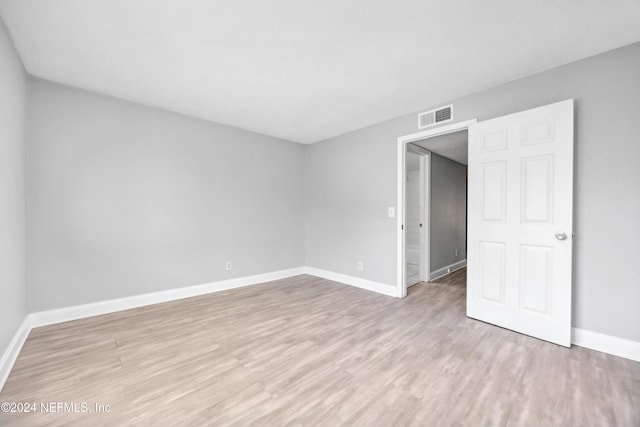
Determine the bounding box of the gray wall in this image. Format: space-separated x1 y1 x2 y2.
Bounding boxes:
306 42 640 342
27 79 306 312
305 126 398 284
430 153 466 274
0 19 28 354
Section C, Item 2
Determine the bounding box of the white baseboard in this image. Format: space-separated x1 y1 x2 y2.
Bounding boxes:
304 267 398 297
0 316 31 392
572 327 640 362
430 259 467 281
3 267 638 393
30 267 305 328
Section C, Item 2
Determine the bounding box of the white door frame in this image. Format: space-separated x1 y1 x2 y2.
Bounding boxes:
406 145 431 285
396 119 477 297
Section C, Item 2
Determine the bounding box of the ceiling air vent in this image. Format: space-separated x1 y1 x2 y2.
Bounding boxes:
418 104 453 129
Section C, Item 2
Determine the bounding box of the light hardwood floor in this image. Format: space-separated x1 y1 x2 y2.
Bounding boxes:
1 270 639 426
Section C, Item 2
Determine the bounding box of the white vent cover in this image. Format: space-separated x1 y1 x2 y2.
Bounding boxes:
418 104 453 129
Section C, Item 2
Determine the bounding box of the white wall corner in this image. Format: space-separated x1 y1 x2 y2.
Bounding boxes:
429 259 467 281
0 316 32 392
304 266 398 297
572 328 640 362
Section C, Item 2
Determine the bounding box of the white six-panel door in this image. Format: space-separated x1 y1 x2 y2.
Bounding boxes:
467 99 574 347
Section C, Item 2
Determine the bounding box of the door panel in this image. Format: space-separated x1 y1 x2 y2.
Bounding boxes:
480 241 505 304
481 161 507 222
521 155 554 223
467 99 573 347
519 244 552 315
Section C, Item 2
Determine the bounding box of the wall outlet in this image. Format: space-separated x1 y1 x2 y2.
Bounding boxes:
455 249 458 257
225 261 232 271
357 262 363 271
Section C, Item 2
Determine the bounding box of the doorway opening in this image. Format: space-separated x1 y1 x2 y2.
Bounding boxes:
404 131 469 290
396 119 476 297
397 100 574 347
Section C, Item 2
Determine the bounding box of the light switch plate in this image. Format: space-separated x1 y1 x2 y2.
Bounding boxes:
388 207 395 218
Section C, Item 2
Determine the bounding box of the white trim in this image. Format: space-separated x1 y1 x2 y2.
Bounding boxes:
397 119 477 299
0 316 31 391
401 119 477 145
416 153 427 282
30 267 305 327
397 131 406 296
429 259 467 281
572 328 640 362
405 149 431 285
304 267 398 297
421 153 431 282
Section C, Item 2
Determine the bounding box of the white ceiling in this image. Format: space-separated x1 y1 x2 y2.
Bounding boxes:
412 130 469 165
1 1 639 144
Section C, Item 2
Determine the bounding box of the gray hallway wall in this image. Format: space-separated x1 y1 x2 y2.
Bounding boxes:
430 153 466 275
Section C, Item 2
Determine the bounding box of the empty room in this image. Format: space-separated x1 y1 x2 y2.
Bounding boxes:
1 1 639 425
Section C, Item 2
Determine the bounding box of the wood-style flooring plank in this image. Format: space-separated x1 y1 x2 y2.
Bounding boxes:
1 269 639 426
